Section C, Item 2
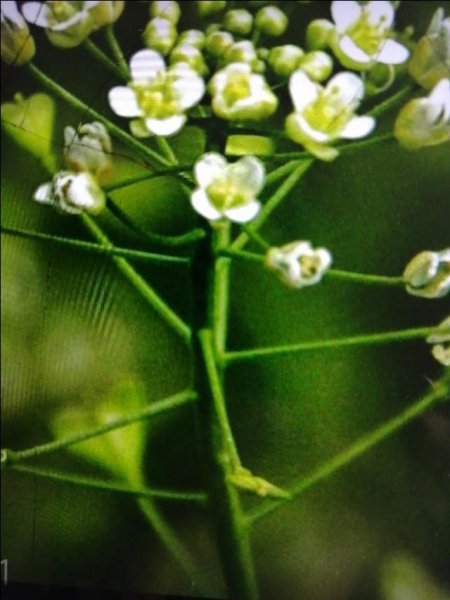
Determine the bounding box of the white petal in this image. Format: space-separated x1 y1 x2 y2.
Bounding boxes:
2 1 25 26
365 1 394 28
331 1 361 31
33 182 53 204
191 189 222 220
327 71 365 104
84 1 101 8
429 78 450 115
376 39 409 65
129 49 165 83
340 115 376 139
50 11 86 31
294 114 332 143
108 86 142 117
225 200 261 223
170 64 205 108
338 36 372 64
21 1 50 27
316 248 333 269
194 153 228 188
145 115 186 136
229 156 265 195
289 70 319 111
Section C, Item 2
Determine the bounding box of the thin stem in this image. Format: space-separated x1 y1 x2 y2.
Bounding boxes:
265 160 303 187
104 165 193 192
156 136 179 164
2 390 197 464
247 379 449 524
83 38 126 80
1 225 189 266
104 24 129 78
212 223 232 359
7 464 207 504
81 214 191 342
27 63 171 170
240 225 271 251
106 197 206 248
231 160 313 251
224 326 447 365
368 82 417 118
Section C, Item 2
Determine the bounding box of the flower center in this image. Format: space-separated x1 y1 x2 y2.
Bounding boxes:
48 1 84 24
223 73 251 105
303 87 352 135
346 12 388 56
206 175 249 210
299 255 321 279
132 75 180 119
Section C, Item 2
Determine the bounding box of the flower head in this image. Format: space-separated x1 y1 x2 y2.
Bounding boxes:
409 8 450 91
427 316 450 366
329 0 409 70
209 62 278 121
394 78 450 150
108 49 205 137
265 241 332 289
1 1 35 65
403 249 450 299
64 121 112 182
286 70 375 161
34 170 106 215
191 152 265 222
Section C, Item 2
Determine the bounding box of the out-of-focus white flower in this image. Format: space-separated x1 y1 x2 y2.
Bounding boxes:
297 50 333 82
209 62 278 121
191 152 265 222
34 170 106 215
205 30 234 57
254 5 288 37
170 43 208 76
329 0 409 70
427 316 450 366
1 1 35 65
224 40 258 66
224 9 253 36
143 16 177 55
286 70 375 161
178 29 205 49
268 45 304 78
150 0 180 24
64 121 112 182
108 49 205 137
403 249 450 299
197 0 226 18
265 241 332 289
409 7 450 90
394 78 450 150
21 1 123 48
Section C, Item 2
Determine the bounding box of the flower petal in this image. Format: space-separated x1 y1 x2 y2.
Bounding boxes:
289 70 319 111
228 156 265 195
145 114 186 136
225 200 261 223
340 115 376 139
331 1 361 32
170 64 205 108
129 49 165 83
429 78 450 115
2 1 25 26
338 35 372 64
21 1 50 27
365 1 394 29
191 189 222 220
376 39 409 65
292 113 331 143
327 71 365 105
33 181 53 204
194 152 228 188
108 86 142 117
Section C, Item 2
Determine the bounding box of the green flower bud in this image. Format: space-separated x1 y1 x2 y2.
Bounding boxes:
306 19 334 50
297 50 333 82
268 44 304 77
205 30 234 57
254 6 288 37
150 0 181 24
364 63 395 96
197 1 227 18
170 43 209 76
178 29 205 49
224 40 257 65
142 17 177 55
223 9 253 36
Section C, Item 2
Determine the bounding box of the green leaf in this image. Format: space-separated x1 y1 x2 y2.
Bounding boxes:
169 126 206 164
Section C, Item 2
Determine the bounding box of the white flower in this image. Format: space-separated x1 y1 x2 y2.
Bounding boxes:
150 1 180 24
329 0 409 70
409 8 450 91
34 170 105 215
286 70 375 161
191 153 265 222
427 316 450 366
403 249 450 299
265 241 332 289
394 78 450 150
108 49 205 137
64 121 112 182
21 1 121 48
209 62 278 121
1 1 35 65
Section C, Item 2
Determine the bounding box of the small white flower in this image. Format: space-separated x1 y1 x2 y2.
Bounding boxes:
286 70 375 161
64 121 112 182
224 40 257 66
1 1 35 65
108 49 205 137
403 249 450 299
329 0 409 70
150 1 180 24
178 29 205 49
191 152 265 222
394 78 450 150
265 241 332 289
170 43 208 76
427 316 450 366
209 62 278 121
34 170 106 215
409 8 450 91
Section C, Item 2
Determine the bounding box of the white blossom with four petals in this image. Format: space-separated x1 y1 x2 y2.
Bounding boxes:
265 241 332 289
108 49 205 137
403 249 450 299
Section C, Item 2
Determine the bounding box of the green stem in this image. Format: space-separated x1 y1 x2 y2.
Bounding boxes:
7 464 207 504
240 225 271 251
265 160 303 187
2 390 197 464
1 225 189 266
105 165 192 192
156 136 179 164
212 223 232 359
104 24 129 78
83 38 126 80
27 63 171 170
368 82 417 118
231 160 313 251
247 379 449 524
81 214 191 342
224 326 447 365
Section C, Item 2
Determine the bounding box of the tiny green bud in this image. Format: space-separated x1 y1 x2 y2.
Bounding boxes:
254 5 288 37
257 47 270 60
143 17 177 55
205 30 234 57
150 0 181 24
197 1 227 18
297 50 333 82
224 40 257 65
223 9 253 36
170 44 209 76
178 29 205 49
403 249 450 299
268 44 304 77
306 19 334 50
